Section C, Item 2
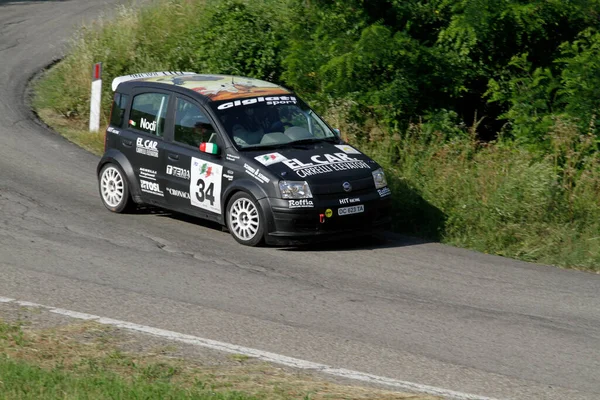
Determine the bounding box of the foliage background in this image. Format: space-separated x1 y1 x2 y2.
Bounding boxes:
34 0 600 270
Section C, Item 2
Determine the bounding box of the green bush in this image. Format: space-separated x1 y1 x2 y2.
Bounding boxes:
361 118 600 269
33 0 600 270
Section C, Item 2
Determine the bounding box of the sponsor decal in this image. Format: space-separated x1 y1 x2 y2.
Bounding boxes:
200 142 218 154
334 144 361 155
325 209 333 218
226 154 240 162
244 163 270 184
166 187 190 199
282 153 370 178
339 197 360 205
288 199 314 208
136 138 159 158
166 165 190 180
222 169 234 181
255 152 288 166
191 158 223 214
139 167 157 181
217 96 297 110
139 118 157 132
107 126 120 135
378 187 392 197
140 179 163 197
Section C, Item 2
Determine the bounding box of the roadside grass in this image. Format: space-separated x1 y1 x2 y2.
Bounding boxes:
0 318 433 400
36 109 105 155
346 118 600 272
31 0 600 271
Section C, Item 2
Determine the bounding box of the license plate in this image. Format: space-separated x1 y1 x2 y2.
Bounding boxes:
338 205 364 216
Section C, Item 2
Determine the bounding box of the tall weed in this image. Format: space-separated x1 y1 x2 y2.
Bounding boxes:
354 115 600 270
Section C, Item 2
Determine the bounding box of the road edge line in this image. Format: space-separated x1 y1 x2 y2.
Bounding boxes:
0 296 498 400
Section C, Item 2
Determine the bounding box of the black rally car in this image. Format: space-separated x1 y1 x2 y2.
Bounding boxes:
98 72 392 246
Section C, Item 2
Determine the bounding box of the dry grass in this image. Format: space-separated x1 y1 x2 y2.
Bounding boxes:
0 318 436 400
36 109 105 155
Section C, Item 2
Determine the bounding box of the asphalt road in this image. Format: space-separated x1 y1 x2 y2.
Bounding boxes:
1 2 599 399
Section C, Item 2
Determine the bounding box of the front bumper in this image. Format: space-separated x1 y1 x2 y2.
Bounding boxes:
259 190 392 245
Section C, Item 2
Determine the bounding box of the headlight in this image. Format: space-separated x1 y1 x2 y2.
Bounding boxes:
372 168 388 189
279 180 313 199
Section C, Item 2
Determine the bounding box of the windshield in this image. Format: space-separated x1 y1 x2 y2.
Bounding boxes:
210 95 337 149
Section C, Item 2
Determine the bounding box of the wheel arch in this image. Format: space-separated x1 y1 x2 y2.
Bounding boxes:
222 179 268 212
97 149 142 204
222 179 275 233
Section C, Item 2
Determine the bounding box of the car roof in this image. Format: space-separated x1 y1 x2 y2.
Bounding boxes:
112 71 292 103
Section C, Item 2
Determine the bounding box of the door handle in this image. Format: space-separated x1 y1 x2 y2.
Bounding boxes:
122 139 133 147
168 153 179 161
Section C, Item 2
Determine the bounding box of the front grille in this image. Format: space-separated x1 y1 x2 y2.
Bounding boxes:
310 176 374 195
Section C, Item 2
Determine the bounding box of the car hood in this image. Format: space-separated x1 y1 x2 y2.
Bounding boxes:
243 142 378 189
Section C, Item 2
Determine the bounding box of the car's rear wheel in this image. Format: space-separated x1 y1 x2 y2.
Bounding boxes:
226 192 265 246
99 163 133 213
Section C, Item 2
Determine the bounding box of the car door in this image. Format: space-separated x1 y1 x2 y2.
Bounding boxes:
122 90 172 206
161 96 225 221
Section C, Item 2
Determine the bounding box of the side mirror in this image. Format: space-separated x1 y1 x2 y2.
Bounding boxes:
333 128 341 138
199 142 220 155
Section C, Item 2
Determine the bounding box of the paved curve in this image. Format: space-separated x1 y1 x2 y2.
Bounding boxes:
1 2 599 399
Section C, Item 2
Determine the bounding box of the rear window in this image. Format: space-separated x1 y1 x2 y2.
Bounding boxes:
128 92 170 137
109 93 129 127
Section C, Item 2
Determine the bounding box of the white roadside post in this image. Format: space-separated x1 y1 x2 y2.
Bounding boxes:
89 62 102 132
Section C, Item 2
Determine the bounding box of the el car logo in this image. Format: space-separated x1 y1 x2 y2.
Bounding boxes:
282 153 371 178
136 138 157 149
140 118 157 132
136 138 159 158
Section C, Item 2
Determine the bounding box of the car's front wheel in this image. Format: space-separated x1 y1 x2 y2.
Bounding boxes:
226 192 265 246
98 163 133 213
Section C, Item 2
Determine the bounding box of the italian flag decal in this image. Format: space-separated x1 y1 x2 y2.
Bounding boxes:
129 120 136 127
199 142 218 154
254 152 287 166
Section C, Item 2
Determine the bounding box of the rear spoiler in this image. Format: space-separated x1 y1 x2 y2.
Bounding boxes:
111 71 197 91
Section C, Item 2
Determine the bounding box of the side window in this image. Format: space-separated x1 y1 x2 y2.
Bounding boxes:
128 93 169 137
110 93 129 127
174 98 216 147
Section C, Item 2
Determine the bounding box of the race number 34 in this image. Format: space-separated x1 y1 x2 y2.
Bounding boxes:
190 158 222 214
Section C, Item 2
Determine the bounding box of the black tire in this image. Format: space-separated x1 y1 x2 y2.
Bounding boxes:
98 163 134 213
226 191 265 246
